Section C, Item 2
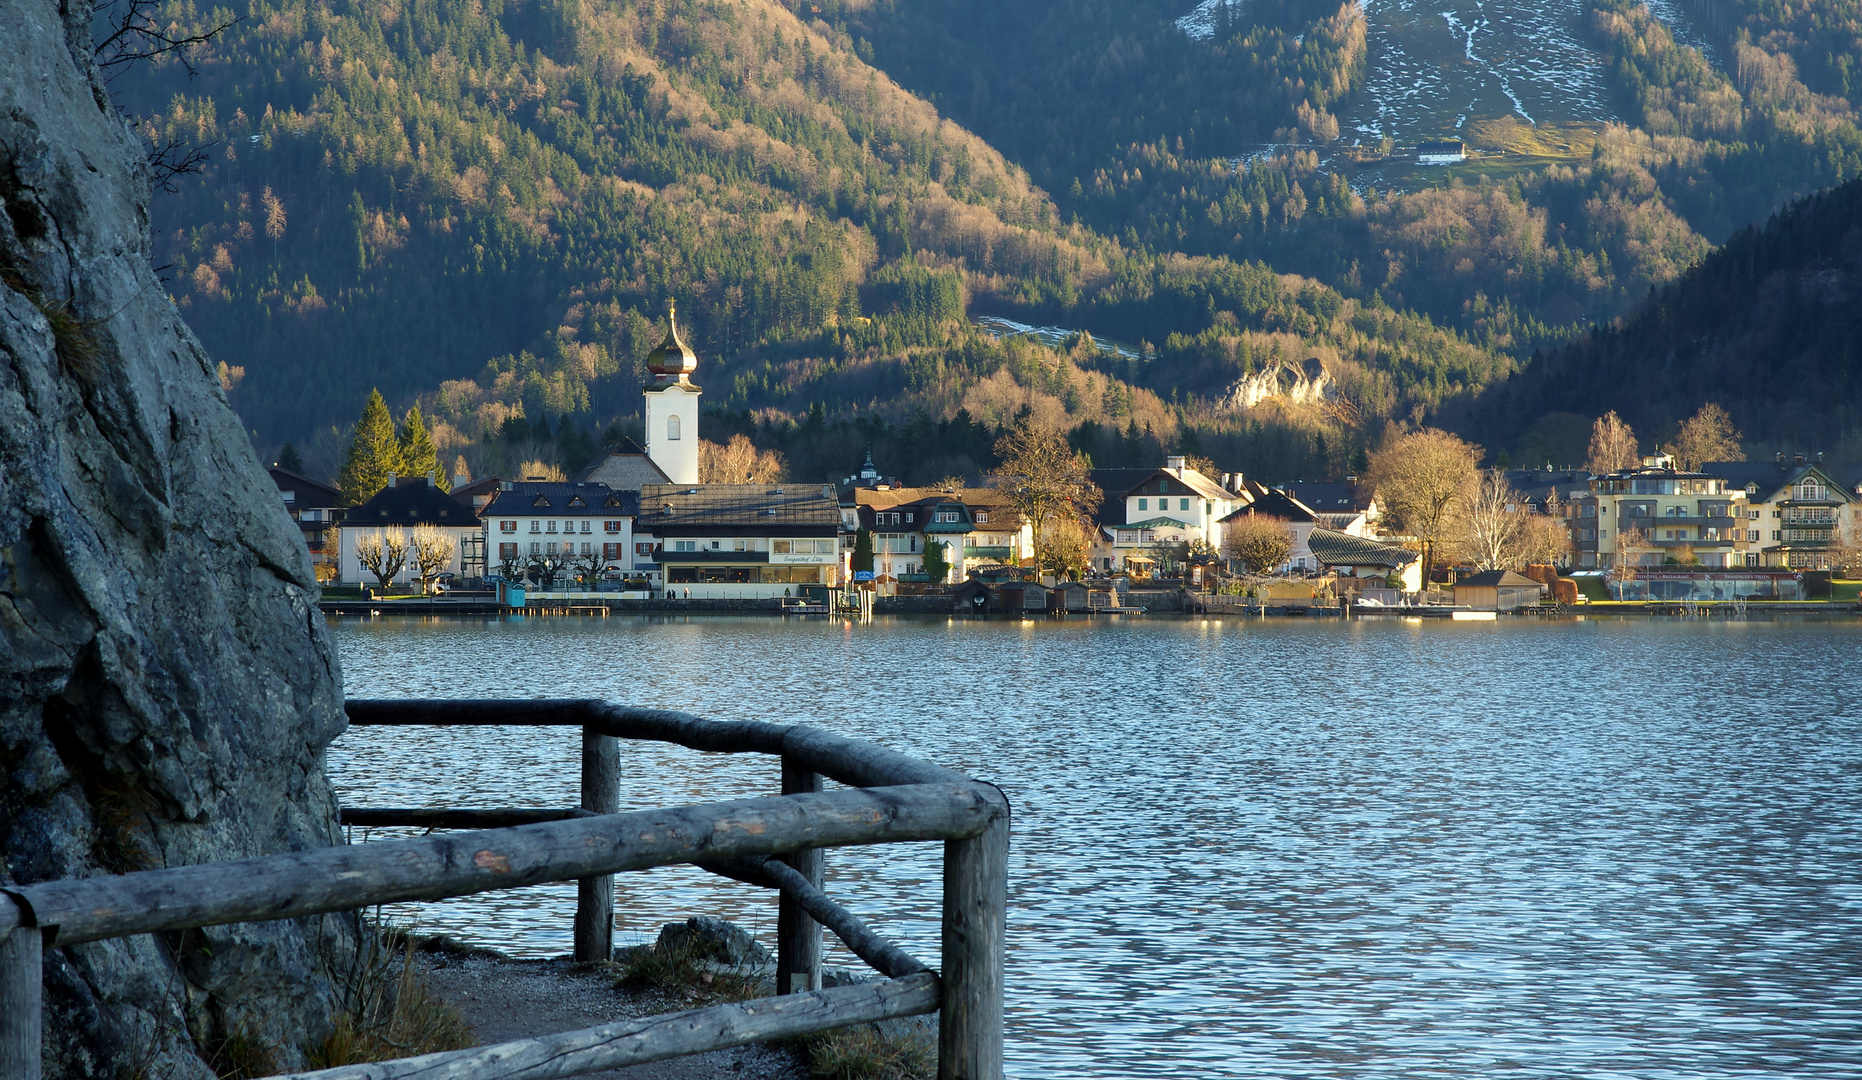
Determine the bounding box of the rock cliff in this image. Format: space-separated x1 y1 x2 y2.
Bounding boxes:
0 0 351 1075
1219 355 1337 410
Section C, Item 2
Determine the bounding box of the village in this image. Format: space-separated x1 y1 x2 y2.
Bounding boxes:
279 317 1862 616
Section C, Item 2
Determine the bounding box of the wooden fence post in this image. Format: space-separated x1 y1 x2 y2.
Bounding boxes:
776 758 823 995
938 797 1008 1080
575 727 620 962
0 899 41 1080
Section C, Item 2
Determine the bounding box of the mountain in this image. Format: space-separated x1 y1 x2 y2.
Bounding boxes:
114 0 1512 485
1456 174 1862 461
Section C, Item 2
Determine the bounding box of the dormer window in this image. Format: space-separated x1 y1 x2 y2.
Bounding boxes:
975 512 989 523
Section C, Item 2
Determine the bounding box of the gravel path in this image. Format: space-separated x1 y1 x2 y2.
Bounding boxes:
420 947 811 1080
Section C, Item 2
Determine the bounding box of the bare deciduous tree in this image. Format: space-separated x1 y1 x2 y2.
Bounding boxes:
1222 514 1293 575
354 528 408 588
409 524 456 594
1366 428 1481 581
1586 411 1640 474
989 420 1100 572
1454 469 1525 571
700 434 788 484
1668 403 1743 472
1611 524 1649 597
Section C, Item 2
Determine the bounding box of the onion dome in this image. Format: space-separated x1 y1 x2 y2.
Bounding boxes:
646 302 697 377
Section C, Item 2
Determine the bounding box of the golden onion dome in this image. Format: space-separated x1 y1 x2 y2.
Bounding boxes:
645 302 697 377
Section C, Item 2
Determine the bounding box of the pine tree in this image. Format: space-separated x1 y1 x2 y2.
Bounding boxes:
337 389 404 505
276 443 304 473
398 404 447 490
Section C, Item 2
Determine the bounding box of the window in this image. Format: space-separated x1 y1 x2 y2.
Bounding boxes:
1158 481 1168 493
529 521 541 533
501 520 517 533
281 490 296 504
668 414 681 441
603 543 622 559
674 540 696 552
734 539 747 551
773 540 792 554
1771 531 1780 541
604 520 622 533
709 540 721 549
546 521 558 533
905 512 914 523
975 512 990 523
580 521 591 533
546 542 559 554
499 543 517 559
1138 498 1148 511
529 542 541 554
636 542 656 556
581 542 592 555
1180 498 1190 511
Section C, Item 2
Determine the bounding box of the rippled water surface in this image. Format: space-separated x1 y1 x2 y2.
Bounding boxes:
332 615 1862 1078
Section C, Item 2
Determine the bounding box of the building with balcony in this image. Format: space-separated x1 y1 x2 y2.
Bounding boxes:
1571 460 1751 569
269 466 345 575
846 483 1032 585
1705 459 1858 569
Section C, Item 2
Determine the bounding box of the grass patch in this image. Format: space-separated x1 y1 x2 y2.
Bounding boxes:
1833 580 1861 602
803 1023 934 1080
307 927 474 1068
615 935 762 1004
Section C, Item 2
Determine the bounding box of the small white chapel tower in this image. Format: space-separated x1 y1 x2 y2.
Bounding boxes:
643 302 700 485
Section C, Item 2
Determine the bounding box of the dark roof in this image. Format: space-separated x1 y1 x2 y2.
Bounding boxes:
1306 528 1416 568
1454 570 1540 588
1703 461 1856 500
1220 489 1315 524
269 467 342 508
349 478 475 526
640 483 839 535
1282 482 1367 513
480 483 638 518
451 476 504 501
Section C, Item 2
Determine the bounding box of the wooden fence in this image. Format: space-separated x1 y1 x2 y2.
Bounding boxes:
0 699 1009 1080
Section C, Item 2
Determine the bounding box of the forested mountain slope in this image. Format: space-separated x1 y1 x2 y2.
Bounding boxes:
117 0 1511 484
1456 174 1862 457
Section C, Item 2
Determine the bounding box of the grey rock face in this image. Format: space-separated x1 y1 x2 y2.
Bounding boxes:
0 0 353 1075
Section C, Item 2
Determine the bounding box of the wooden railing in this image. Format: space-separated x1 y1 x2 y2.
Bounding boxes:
0 700 1009 1080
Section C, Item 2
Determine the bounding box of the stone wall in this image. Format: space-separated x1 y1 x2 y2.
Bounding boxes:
874 595 957 614
1 2 351 1074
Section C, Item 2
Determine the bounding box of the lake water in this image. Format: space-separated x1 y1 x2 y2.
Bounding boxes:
331 615 1862 1078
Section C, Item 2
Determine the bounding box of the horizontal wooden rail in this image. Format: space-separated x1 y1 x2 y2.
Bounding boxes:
340 808 595 829
264 972 940 1080
6 784 995 948
343 700 974 789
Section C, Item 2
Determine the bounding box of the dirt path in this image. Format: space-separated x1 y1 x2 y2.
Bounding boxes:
421 950 809 1080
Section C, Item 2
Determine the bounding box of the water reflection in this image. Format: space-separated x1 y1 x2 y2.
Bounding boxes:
332 615 1862 1078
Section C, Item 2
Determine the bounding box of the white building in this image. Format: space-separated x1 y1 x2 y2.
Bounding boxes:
643 304 700 485
337 477 479 586
480 483 641 588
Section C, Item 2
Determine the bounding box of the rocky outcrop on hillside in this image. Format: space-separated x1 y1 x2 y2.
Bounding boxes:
1219 355 1336 409
0 0 351 1075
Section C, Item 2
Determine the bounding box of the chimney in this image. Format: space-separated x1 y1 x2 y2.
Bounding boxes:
1166 455 1186 471
453 473 470 489
387 472 398 488
1775 452 1784 463
1795 453 1806 465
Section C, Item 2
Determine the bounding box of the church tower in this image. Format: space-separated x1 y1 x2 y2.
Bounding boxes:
642 303 700 485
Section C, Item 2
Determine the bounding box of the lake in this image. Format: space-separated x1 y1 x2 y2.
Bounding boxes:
331 614 1862 1078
